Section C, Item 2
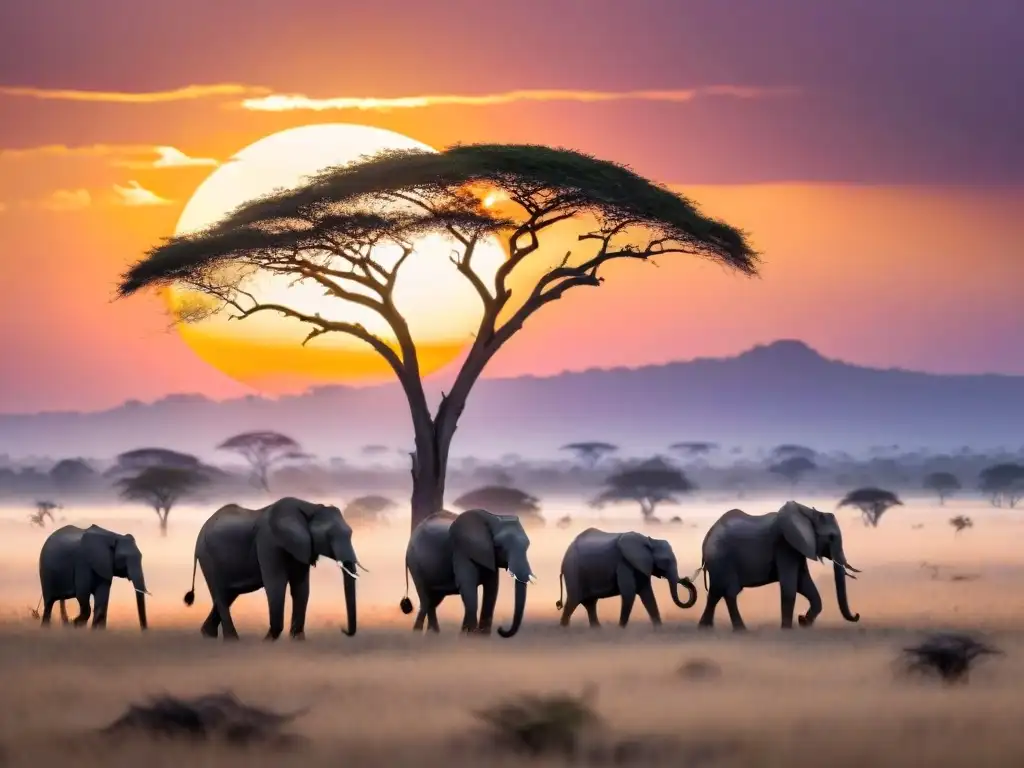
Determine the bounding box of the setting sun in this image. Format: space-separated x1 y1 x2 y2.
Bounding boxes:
166 124 508 394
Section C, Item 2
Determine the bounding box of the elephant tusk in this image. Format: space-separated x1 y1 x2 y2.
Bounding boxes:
135 589 152 596
357 562 370 573
528 574 538 584
338 563 359 579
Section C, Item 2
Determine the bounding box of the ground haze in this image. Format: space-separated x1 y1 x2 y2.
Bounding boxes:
1 497 1022 766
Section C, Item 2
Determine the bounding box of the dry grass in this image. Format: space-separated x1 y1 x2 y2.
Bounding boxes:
2 498 1024 766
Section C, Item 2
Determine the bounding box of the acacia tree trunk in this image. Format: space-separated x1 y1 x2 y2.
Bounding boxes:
157 508 169 537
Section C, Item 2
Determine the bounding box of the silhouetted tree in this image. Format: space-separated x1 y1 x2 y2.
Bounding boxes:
343 494 398 525
29 500 61 527
361 444 391 456
771 444 816 461
560 442 618 469
216 431 310 492
453 485 544 525
668 441 718 458
838 487 903 527
591 456 695 521
978 463 1024 508
49 458 96 492
108 447 202 477
769 456 818 486
116 466 209 536
118 144 757 531
949 515 973 535
923 471 961 505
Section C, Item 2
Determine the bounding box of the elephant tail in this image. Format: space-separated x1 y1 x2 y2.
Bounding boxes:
555 572 565 610
399 565 414 615
183 553 198 606
689 562 708 592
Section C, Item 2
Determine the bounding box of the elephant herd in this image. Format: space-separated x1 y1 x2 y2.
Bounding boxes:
36 498 862 639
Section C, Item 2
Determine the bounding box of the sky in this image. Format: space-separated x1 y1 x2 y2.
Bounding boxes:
1 0 1022 414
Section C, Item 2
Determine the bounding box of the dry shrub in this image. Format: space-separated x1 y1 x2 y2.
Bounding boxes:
100 691 308 746
901 632 1003 684
677 658 722 680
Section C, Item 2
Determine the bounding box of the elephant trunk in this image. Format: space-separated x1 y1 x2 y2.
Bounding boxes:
341 565 357 637
127 561 149 630
668 566 698 609
833 560 860 623
497 578 527 638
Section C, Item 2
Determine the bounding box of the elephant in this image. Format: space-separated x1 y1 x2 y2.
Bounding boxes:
38 524 149 630
555 528 698 628
183 497 364 640
399 509 534 637
693 501 862 631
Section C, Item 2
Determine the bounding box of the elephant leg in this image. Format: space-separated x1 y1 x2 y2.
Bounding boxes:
615 563 637 628
288 569 311 639
636 577 662 627
72 590 92 627
778 559 800 630
41 598 55 626
259 553 289 641
796 565 823 627
426 594 443 633
201 605 222 638
478 570 499 635
413 605 428 632
698 584 722 628
583 599 601 628
559 597 580 627
453 558 480 634
212 590 241 640
724 589 746 631
59 600 69 624
91 580 111 629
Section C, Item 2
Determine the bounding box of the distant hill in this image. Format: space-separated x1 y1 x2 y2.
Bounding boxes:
2 340 1022 462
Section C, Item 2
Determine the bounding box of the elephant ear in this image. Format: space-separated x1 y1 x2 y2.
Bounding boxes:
618 532 655 576
778 501 817 560
268 498 314 564
81 526 115 581
450 509 496 571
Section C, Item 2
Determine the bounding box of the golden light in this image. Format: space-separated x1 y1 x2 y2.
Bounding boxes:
165 124 508 394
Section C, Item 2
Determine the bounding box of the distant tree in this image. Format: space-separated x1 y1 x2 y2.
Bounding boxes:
453 485 544 525
29 500 61 527
116 466 209 536
769 456 818 486
923 471 961 506
343 494 398 526
108 447 203 477
361 444 392 456
216 431 310 492
591 456 695 522
668 441 718 458
838 487 903 527
560 442 619 469
771 444 817 461
949 515 973 535
978 463 1024 508
49 458 96 492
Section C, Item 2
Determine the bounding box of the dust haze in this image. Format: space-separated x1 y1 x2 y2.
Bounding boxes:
3 497 1024 766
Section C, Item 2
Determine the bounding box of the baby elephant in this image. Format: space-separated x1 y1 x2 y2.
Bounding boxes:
38 524 149 630
556 528 697 628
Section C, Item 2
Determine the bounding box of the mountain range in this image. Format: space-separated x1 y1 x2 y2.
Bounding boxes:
2 340 1022 462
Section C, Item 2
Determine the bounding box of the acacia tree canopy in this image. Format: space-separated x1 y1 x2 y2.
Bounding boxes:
117 143 758 530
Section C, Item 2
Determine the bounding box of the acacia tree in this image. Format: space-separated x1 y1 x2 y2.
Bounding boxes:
216 430 309 492
979 463 1024 508
343 494 398 525
453 485 544 524
837 487 903 528
923 471 961 505
591 456 695 521
116 465 209 536
769 455 818 486
560 441 619 469
29 500 61 527
117 144 757 531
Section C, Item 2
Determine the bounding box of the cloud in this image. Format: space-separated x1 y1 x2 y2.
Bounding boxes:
0 83 268 103
112 180 172 206
0 143 220 169
240 85 798 112
40 189 91 211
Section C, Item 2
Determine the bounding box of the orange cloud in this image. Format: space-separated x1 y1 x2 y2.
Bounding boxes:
112 181 172 206
0 143 220 169
0 84 268 103
40 189 92 211
240 85 799 112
